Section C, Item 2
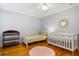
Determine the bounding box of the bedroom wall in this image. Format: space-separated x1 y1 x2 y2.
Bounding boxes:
41 6 79 33
0 9 42 47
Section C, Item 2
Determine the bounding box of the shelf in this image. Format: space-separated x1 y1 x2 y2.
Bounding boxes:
3 40 19 43
3 30 20 47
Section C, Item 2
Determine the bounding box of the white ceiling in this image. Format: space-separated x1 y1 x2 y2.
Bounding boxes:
0 3 79 18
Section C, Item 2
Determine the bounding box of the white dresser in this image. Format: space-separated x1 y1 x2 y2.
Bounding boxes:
48 32 78 51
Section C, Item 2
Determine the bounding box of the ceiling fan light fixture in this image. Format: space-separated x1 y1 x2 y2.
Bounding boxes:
42 3 48 10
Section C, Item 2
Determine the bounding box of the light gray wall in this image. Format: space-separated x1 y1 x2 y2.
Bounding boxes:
42 6 79 33
0 10 42 47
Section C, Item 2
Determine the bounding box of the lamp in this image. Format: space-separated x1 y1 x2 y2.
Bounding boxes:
42 3 48 10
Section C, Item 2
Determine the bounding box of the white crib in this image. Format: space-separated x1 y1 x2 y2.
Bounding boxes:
48 32 78 51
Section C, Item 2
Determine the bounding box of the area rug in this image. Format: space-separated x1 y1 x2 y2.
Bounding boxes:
29 46 55 56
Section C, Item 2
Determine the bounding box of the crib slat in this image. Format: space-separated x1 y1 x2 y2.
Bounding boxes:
69 39 70 49
67 39 69 48
66 39 67 48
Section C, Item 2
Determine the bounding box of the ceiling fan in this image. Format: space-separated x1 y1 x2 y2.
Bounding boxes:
42 3 48 10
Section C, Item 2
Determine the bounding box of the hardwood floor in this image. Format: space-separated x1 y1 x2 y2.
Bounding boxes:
1 41 79 56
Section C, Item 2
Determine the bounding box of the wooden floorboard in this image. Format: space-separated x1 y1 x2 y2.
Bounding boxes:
1 41 79 56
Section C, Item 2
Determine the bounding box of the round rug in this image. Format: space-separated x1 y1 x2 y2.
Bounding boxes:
29 46 55 56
